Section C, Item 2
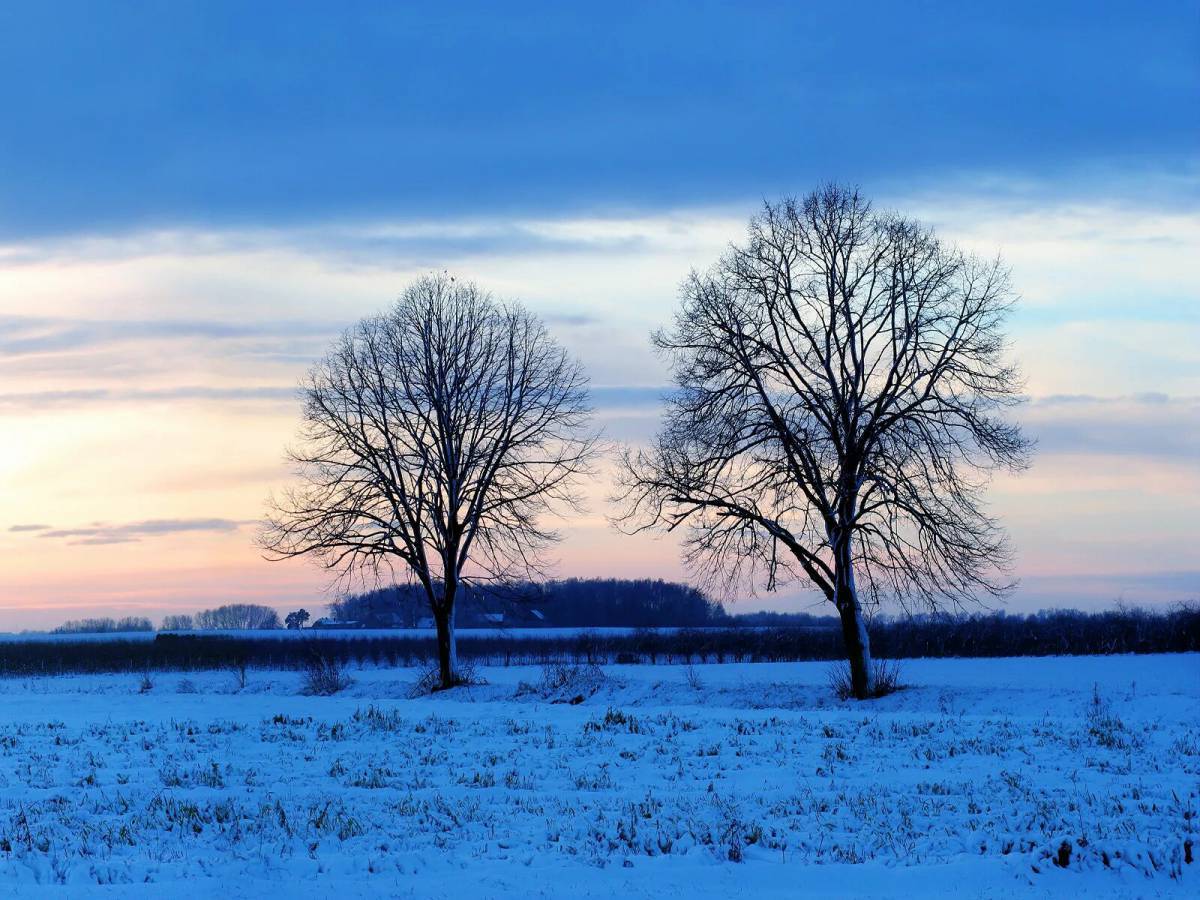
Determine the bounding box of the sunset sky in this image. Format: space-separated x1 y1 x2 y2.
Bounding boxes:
1 1 1197 629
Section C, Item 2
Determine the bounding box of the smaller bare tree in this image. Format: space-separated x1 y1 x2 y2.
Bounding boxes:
261 274 598 688
616 186 1033 699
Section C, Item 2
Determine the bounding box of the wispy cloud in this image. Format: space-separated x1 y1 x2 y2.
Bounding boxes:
33 518 248 546
0 384 666 414
1018 570 1200 608
8 524 50 533
1022 394 1200 462
595 390 1200 464
0 385 299 413
0 315 338 357
543 312 602 327
1029 393 1175 406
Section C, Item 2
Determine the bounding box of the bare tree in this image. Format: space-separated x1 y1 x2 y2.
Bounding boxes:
261 274 598 688
192 604 281 630
616 186 1033 699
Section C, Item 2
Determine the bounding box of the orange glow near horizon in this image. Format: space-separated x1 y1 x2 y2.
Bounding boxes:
3 201 1198 629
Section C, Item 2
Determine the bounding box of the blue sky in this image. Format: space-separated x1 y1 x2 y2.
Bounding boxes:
0 2 1197 626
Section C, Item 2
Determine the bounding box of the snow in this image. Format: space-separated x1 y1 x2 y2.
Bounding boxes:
0 655 1195 897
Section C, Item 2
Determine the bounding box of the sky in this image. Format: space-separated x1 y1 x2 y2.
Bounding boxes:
0 1 1197 629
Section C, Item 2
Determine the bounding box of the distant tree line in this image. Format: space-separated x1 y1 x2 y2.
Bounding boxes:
727 610 836 627
328 578 730 629
159 604 282 631
536 579 728 628
49 606 283 634
9 604 1194 676
50 616 154 634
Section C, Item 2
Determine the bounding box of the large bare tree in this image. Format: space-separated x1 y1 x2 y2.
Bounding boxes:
262 274 597 688
616 186 1033 699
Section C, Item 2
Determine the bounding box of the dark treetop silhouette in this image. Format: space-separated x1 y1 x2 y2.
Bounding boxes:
616 185 1033 699
261 274 598 688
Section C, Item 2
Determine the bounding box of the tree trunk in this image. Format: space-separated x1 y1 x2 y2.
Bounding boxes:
837 597 874 699
833 534 874 699
432 573 458 696
433 598 459 689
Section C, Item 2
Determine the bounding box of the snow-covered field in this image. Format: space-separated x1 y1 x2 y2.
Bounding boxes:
0 655 1195 898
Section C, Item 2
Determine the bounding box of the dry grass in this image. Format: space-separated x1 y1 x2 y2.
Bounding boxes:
827 658 905 700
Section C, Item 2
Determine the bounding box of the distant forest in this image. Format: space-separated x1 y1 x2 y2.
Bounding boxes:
327 579 739 629
42 581 815 635
39 585 1198 648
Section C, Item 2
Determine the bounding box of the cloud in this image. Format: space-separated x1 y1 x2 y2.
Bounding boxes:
1 3 1195 239
543 312 601 327
590 386 667 408
592 391 1200 461
34 518 248 546
0 208 753 278
0 221 668 271
1028 393 1178 407
8 524 50 532
1021 394 1200 462
0 315 338 357
0 384 664 415
1017 570 1200 609
0 385 299 413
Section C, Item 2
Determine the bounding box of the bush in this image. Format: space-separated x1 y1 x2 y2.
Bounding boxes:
301 655 352 695
528 661 606 703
